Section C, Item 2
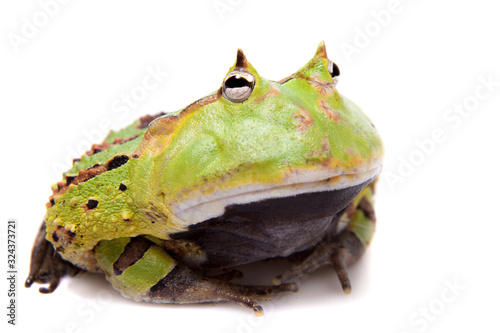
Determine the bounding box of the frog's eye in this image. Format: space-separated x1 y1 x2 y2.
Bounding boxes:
222 70 255 103
328 61 340 78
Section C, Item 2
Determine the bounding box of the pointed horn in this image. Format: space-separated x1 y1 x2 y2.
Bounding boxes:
315 41 328 59
235 48 249 68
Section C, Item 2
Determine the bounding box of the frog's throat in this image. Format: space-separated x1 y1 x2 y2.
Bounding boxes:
172 164 381 225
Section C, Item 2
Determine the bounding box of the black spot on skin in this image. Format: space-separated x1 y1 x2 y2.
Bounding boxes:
50 198 55 206
72 158 81 164
108 155 130 170
92 164 101 168
65 176 76 185
93 148 102 154
86 199 98 210
52 231 59 242
132 154 139 158
56 246 65 253
67 230 76 242
119 183 127 191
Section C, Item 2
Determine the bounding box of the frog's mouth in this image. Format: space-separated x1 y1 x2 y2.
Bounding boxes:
172 164 381 225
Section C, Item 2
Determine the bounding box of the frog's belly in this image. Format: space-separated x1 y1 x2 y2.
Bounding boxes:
170 179 372 269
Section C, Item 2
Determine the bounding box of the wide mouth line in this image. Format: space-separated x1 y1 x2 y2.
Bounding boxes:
173 165 381 224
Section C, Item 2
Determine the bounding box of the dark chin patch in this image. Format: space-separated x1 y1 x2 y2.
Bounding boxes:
170 178 374 270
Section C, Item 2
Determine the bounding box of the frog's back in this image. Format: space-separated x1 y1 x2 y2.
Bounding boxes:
62 113 164 177
44 112 165 270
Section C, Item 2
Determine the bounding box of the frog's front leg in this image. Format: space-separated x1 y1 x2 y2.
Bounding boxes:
273 182 377 294
25 221 82 293
95 237 297 316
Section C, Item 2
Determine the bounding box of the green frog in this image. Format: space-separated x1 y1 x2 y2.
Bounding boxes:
26 41 383 316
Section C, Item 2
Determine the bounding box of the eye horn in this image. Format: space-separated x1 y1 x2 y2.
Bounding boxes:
222 70 255 103
328 61 340 78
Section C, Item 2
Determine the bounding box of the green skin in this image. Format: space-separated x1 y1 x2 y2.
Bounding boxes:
27 42 383 315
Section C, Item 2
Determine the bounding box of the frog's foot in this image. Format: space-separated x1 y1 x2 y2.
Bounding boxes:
273 191 377 294
149 264 298 316
95 237 297 316
25 221 81 293
273 230 362 294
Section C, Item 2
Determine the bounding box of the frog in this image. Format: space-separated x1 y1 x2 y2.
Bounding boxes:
26 41 383 316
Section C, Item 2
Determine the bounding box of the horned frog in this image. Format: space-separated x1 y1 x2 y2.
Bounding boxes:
26 42 383 316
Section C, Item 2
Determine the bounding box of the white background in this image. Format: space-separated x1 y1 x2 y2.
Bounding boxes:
1 0 499 332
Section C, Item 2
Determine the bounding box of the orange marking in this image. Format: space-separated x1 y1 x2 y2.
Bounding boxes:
293 106 314 133
305 133 330 157
309 75 335 96
319 99 341 122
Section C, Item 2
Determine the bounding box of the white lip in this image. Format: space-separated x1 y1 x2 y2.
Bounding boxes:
172 163 382 225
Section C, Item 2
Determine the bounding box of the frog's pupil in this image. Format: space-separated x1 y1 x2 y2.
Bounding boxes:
226 76 250 88
329 62 340 77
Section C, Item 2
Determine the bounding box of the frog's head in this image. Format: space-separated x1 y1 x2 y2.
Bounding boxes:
137 42 383 224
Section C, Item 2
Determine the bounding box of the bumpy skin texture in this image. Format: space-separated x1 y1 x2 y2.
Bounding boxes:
26 42 383 315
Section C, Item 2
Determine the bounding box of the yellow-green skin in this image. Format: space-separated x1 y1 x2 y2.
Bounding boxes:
45 42 383 272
